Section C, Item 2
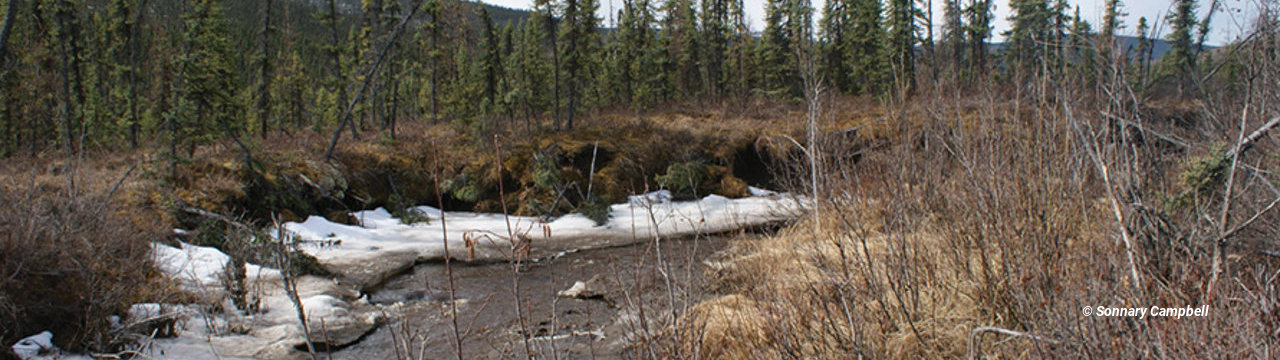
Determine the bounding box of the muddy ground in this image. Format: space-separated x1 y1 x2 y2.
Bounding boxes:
331 234 741 359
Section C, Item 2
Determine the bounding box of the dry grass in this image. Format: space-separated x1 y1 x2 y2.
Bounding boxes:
679 81 1280 358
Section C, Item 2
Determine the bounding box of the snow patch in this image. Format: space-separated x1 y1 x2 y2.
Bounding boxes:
282 189 802 267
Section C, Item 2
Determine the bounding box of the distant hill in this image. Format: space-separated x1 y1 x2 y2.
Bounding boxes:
289 0 531 24
988 35 1213 60
217 0 531 35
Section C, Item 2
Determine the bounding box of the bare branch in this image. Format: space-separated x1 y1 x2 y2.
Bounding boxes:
968 326 1060 360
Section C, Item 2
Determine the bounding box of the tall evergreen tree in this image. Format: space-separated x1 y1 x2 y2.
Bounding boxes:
255 0 274 138
1100 0 1125 61
479 6 502 111
509 15 550 130
941 0 964 72
174 0 239 157
964 0 993 76
558 0 601 130
887 0 920 90
1164 0 1199 81
820 0 852 92
662 0 700 96
756 0 810 97
608 0 665 107
701 0 732 96
1004 0 1052 74
725 0 753 95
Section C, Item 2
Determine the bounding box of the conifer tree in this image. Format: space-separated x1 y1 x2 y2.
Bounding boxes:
1101 0 1124 41
850 0 888 93
662 0 700 96
887 0 920 90
175 0 239 157
609 0 664 107
255 0 274 138
1164 0 1199 81
820 0 852 92
509 16 550 130
1134 16 1153 86
702 0 732 96
557 0 601 130
964 0 993 76
725 0 753 95
757 0 810 97
758 0 791 94
1005 0 1051 74
941 0 964 72
479 6 502 111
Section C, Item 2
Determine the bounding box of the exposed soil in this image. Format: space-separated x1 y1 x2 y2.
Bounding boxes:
331 234 740 359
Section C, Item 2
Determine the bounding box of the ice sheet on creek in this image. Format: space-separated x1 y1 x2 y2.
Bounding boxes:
282 190 802 288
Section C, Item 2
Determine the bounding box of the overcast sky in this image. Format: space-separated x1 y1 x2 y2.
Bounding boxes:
479 0 1263 46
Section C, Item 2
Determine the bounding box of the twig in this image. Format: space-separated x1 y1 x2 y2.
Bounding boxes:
1208 104 1253 302
494 134 534 359
1215 195 1280 244
181 205 253 233
275 216 320 360
431 140 464 360
967 326 1060 360
1098 111 1189 149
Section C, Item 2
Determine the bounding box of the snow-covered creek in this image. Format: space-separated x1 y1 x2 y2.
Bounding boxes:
12 189 801 359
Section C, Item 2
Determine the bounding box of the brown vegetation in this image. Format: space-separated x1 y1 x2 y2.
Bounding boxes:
676 45 1280 359
0 170 171 353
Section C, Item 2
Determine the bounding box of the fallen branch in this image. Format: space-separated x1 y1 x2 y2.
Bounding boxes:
106 163 139 200
180 205 254 233
1225 116 1280 160
1066 103 1144 292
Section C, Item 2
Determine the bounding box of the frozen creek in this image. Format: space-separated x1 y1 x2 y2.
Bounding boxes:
12 189 800 359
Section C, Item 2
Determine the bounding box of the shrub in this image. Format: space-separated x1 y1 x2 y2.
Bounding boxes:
655 161 708 199
576 194 612 226
0 188 165 353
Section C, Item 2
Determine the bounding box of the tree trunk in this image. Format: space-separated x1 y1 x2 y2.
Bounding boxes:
258 0 273 139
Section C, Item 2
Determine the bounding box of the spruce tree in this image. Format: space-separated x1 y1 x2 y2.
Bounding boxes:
609 0 664 107
725 0 753 95
756 0 810 97
850 0 888 94
702 0 732 96
558 0 601 130
176 0 238 157
1100 0 1125 60
479 6 502 111
964 0 993 76
819 0 851 92
1164 0 1199 80
1005 0 1051 74
510 16 550 130
941 0 964 72
887 0 920 90
662 0 700 96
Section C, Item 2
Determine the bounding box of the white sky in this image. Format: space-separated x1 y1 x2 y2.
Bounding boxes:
479 0 1263 46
